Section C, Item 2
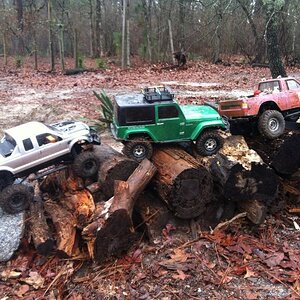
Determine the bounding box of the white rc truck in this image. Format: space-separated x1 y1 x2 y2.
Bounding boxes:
0 121 100 214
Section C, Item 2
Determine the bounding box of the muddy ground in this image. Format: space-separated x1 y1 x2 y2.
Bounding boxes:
0 58 299 299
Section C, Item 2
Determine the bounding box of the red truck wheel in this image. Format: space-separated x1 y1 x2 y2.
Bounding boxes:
258 110 285 139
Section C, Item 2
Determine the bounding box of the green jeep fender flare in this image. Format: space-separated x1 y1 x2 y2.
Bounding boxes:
124 129 157 142
191 120 225 140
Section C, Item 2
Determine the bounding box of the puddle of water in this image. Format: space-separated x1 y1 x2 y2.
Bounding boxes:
176 89 252 98
161 81 221 88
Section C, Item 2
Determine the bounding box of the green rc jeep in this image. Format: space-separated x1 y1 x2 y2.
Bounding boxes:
111 87 226 161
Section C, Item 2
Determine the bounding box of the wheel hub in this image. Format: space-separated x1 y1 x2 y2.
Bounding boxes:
204 138 217 151
268 118 279 132
133 145 146 158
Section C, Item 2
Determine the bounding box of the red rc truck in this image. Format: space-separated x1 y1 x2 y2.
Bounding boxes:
218 77 300 139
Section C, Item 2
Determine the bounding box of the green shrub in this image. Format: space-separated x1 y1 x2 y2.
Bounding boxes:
15 56 23 68
78 55 84 68
91 90 114 131
96 58 107 69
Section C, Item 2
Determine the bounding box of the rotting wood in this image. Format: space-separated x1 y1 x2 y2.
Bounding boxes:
29 183 54 255
94 144 138 200
151 147 213 219
238 198 267 224
83 158 156 262
44 199 77 258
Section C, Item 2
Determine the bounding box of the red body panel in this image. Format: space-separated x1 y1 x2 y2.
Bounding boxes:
218 78 300 118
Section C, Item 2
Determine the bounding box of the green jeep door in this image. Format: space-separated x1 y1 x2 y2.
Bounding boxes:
151 105 185 141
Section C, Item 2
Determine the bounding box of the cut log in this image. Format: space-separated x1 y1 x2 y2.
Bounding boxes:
29 184 54 255
83 159 156 262
93 144 139 200
151 147 213 219
63 68 95 75
209 154 278 201
44 200 77 258
194 135 278 202
245 133 300 176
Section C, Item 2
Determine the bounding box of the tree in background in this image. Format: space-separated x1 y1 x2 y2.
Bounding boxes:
0 0 298 75
263 0 287 78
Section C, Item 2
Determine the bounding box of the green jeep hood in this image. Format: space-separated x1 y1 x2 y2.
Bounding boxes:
180 105 221 121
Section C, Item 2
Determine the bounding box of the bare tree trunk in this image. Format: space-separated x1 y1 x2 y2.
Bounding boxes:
15 0 24 55
88 0 94 57
95 0 102 57
168 19 176 64
264 3 287 78
3 33 7 66
74 28 78 68
33 31 38 70
47 0 55 72
126 19 130 67
59 25 65 72
212 1 222 64
121 0 126 68
236 0 265 63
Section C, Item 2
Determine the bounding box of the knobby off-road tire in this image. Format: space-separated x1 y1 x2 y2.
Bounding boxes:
123 140 153 161
196 130 223 156
0 184 33 214
0 172 14 191
73 151 100 178
258 110 285 139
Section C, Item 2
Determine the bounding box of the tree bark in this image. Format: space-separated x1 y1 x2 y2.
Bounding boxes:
94 144 138 200
245 133 300 176
44 200 77 258
29 184 54 255
151 147 213 219
47 0 55 72
168 19 176 64
83 159 156 262
121 0 126 68
264 2 287 78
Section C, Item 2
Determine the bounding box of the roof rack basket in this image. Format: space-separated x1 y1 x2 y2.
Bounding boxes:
143 86 174 103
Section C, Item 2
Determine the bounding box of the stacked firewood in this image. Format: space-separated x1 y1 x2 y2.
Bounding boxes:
27 133 300 263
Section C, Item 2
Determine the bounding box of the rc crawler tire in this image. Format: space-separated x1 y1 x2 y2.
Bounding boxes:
196 130 223 156
73 151 100 178
0 184 33 214
123 140 153 161
0 172 14 191
258 110 285 139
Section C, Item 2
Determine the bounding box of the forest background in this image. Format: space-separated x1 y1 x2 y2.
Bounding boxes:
0 0 299 76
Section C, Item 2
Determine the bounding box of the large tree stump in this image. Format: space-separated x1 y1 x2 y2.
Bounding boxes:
82 159 156 262
151 147 213 219
29 184 54 255
93 144 139 200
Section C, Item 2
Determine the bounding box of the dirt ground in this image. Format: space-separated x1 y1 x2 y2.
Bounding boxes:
0 58 299 299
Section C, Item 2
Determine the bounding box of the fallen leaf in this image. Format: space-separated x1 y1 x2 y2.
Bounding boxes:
245 291 259 300
22 271 44 289
244 267 256 279
265 252 285 267
1 270 22 280
169 248 188 263
14 284 30 298
172 269 188 280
